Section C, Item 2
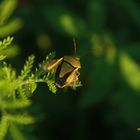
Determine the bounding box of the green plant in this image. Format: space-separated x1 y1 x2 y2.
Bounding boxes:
0 36 59 140
0 0 22 38
0 0 22 59
0 0 58 139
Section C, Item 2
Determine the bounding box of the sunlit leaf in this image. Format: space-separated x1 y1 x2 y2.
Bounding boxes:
120 53 140 91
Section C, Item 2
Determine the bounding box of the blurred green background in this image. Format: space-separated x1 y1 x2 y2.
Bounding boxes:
2 0 140 139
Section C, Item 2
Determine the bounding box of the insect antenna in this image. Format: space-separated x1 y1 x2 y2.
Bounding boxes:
73 38 77 55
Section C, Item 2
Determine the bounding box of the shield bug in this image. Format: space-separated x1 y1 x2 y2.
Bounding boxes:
43 39 81 88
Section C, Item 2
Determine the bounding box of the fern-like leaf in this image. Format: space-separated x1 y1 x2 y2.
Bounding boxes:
10 124 26 140
0 36 13 50
1 99 31 109
8 114 35 125
0 19 22 38
19 55 35 80
0 116 9 140
46 80 57 94
45 51 55 61
0 0 17 25
43 73 57 93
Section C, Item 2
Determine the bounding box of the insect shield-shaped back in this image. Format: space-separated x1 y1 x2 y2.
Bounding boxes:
42 40 81 89
45 55 81 89
55 56 81 88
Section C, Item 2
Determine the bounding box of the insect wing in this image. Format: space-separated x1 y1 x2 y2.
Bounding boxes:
59 61 74 78
55 63 72 88
47 57 63 71
64 56 81 68
66 68 80 85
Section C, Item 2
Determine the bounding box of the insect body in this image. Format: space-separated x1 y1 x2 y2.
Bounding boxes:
47 55 81 88
43 39 81 89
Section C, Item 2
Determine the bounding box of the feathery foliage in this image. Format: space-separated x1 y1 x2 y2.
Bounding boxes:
0 1 58 139
0 0 22 38
0 36 13 60
0 36 58 140
0 0 21 59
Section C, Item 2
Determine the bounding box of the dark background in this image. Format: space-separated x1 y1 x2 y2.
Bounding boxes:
7 0 140 139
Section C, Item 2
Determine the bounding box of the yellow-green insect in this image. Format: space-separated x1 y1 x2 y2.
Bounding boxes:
44 39 81 88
